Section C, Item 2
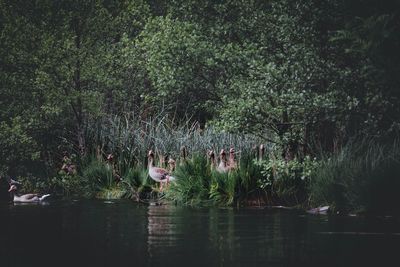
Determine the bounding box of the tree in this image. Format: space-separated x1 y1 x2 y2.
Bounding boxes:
0 0 150 176
137 16 222 122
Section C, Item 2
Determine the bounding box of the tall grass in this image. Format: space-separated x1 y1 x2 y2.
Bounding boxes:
77 112 265 200
309 138 400 214
85 112 263 165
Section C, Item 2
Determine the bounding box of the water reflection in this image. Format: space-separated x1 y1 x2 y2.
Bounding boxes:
145 205 315 266
1 201 400 267
147 204 180 254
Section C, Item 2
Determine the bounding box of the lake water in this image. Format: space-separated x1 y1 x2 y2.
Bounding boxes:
0 199 399 267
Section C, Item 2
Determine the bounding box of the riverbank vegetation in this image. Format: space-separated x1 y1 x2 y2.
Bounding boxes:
1 0 400 214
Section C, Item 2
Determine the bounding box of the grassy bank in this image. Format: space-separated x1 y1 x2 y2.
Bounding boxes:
12 114 400 215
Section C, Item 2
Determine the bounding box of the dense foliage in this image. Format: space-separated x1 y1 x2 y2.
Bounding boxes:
1 0 399 212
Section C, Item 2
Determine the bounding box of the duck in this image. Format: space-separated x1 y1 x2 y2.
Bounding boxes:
148 150 175 190
216 149 230 173
207 150 217 170
228 147 237 170
167 158 176 172
307 206 330 215
106 153 121 183
8 185 50 203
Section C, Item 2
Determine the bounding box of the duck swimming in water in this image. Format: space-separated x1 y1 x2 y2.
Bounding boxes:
8 185 50 203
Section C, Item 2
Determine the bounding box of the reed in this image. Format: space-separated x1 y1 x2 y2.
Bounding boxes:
84 112 262 167
309 138 400 214
79 112 265 200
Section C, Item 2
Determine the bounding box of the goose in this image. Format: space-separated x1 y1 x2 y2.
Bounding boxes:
148 150 175 190
207 150 217 170
106 153 121 183
216 149 230 173
307 206 330 215
167 158 176 172
106 153 114 161
228 147 237 170
8 185 50 203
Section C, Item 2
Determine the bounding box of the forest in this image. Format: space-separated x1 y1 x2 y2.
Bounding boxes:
1 0 400 214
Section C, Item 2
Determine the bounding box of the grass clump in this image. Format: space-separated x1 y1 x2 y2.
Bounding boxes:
120 165 154 200
165 153 266 206
165 155 212 205
81 158 118 198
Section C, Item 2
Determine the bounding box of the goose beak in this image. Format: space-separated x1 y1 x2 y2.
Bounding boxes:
8 185 17 192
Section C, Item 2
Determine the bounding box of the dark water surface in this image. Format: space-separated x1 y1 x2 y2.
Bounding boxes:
1 200 399 267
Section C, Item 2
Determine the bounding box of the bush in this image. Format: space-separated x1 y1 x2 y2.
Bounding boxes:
256 155 319 206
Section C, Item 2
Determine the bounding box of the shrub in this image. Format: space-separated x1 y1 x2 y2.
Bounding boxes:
257 155 319 205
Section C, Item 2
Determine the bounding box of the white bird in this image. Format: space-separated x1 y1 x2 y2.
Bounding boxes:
207 150 217 170
167 158 176 172
228 147 237 170
8 185 50 203
307 206 330 215
217 149 230 173
148 150 175 190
